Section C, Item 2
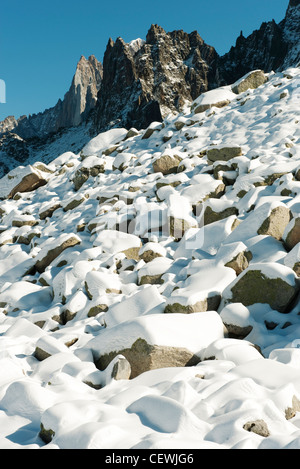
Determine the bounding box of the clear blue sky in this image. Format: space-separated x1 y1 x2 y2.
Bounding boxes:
0 0 288 121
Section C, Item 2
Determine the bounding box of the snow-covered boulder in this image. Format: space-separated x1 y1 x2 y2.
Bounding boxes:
220 262 300 313
232 70 268 94
34 233 81 273
191 86 236 113
164 264 236 314
80 128 127 157
0 165 48 200
88 312 225 378
92 230 142 260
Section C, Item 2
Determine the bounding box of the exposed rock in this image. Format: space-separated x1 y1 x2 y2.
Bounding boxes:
206 145 243 163
153 154 183 175
89 312 224 378
39 203 61 220
85 270 122 300
34 335 71 361
39 423 55 444
125 128 139 139
87 304 109 317
165 265 236 314
139 242 166 263
221 263 300 313
111 355 132 380
164 297 222 315
219 302 253 340
284 243 300 276
142 122 163 140
191 86 236 113
285 395 300 420
95 338 200 379
257 205 292 240
73 156 106 191
232 70 268 94
94 26 218 133
204 205 239 225
243 419 270 437
63 196 86 212
0 165 48 200
225 250 252 276
217 5 295 87
11 216 38 228
169 215 198 239
1 56 103 142
284 217 300 251
34 234 81 273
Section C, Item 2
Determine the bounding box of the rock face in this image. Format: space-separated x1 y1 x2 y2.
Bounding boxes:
93 26 218 132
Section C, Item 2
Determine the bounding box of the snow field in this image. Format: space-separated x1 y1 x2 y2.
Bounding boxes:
0 68 299 448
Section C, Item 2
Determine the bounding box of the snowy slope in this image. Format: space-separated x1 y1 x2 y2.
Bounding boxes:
0 67 299 449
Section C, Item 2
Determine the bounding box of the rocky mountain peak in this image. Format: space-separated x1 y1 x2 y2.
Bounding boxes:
63 54 103 127
217 0 299 85
146 24 167 44
0 54 103 141
93 23 218 132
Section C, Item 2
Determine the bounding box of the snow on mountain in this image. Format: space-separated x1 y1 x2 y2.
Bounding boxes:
0 66 299 449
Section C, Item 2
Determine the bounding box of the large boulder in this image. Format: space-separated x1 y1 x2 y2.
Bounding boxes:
92 229 142 260
206 145 243 163
191 86 236 114
232 70 268 94
152 154 183 175
73 156 106 191
88 312 225 378
283 218 300 251
0 165 48 200
165 264 236 314
225 201 292 244
220 263 300 313
257 205 292 240
34 233 81 274
284 242 300 276
167 193 198 239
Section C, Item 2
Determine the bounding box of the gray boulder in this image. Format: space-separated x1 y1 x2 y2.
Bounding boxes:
232 70 268 94
221 263 299 313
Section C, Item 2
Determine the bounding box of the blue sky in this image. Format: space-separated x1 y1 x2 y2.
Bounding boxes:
0 0 288 121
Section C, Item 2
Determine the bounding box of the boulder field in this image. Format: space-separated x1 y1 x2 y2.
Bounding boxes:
0 68 300 449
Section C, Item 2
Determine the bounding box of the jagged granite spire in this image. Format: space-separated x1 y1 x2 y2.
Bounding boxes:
93 24 218 132
0 55 103 139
